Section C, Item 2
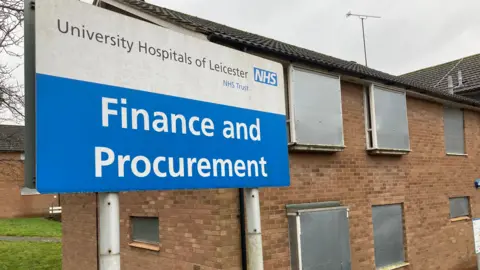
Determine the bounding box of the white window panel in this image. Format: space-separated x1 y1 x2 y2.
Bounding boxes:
372 204 406 268
289 66 344 147
366 85 410 152
131 216 160 244
444 107 465 154
449 197 470 218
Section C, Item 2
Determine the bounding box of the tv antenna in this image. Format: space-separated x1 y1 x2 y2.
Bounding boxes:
346 11 381 67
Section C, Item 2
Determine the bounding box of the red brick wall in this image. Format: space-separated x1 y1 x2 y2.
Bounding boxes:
260 81 479 270
119 190 241 270
62 194 98 270
0 152 57 218
61 80 480 270
62 190 242 270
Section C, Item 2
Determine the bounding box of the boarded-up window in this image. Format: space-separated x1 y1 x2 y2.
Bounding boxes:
366 85 410 150
372 204 405 268
444 107 465 154
287 206 352 270
131 216 159 244
450 197 470 218
290 67 344 146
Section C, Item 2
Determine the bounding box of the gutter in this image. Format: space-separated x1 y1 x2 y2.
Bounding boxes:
455 86 480 95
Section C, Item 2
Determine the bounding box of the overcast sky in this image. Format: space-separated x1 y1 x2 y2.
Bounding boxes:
143 0 480 75
8 0 480 84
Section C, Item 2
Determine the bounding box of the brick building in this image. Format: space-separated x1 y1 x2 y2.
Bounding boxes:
62 1 480 269
0 125 57 218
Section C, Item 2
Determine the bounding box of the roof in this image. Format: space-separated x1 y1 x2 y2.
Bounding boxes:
0 125 24 152
400 54 480 94
104 0 480 108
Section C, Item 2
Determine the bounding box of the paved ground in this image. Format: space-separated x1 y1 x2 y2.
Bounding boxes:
0 236 61 243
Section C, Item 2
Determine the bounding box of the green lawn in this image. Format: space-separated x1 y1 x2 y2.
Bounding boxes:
0 241 61 270
0 218 61 237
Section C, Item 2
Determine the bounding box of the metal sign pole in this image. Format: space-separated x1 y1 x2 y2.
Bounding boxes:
98 193 121 270
23 0 37 194
245 188 264 270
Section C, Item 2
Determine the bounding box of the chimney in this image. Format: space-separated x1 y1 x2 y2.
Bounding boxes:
458 70 463 87
447 75 454 94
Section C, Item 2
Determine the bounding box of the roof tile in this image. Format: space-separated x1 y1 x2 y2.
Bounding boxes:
400 54 480 94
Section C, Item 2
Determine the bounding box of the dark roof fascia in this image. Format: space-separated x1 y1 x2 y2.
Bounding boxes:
208 34 480 108
205 35 480 109
209 34 400 83
455 85 480 95
0 149 23 153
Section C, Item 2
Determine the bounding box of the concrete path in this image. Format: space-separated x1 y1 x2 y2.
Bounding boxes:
0 236 61 243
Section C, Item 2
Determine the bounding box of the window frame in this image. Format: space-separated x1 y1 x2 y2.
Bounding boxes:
129 216 160 251
449 196 471 219
443 107 466 155
364 84 411 155
287 64 345 152
288 212 303 270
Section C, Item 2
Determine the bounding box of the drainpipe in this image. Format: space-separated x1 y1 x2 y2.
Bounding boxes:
239 189 247 270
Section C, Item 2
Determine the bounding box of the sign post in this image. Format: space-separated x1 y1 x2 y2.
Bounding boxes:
98 193 120 270
32 1 290 269
245 188 263 269
473 218 480 270
23 0 37 195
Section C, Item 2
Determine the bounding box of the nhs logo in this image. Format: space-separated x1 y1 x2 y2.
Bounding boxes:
254 67 278 86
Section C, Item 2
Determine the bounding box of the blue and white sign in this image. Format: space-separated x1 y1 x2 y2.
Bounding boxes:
35 0 289 193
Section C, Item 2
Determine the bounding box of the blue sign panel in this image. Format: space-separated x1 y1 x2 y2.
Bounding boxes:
36 74 289 193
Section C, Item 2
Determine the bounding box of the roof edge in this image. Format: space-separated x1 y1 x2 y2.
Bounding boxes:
400 53 480 77
209 34 480 109
106 0 480 110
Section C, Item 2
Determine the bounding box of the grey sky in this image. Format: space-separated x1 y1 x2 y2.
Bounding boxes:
10 0 480 83
145 0 480 75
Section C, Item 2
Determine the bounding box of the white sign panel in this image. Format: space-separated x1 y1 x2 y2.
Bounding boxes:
35 0 290 193
473 218 480 254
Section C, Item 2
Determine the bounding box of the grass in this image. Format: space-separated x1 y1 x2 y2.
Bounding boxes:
0 241 61 270
0 218 61 238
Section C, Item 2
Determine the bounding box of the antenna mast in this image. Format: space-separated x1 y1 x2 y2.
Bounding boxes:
346 11 381 67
